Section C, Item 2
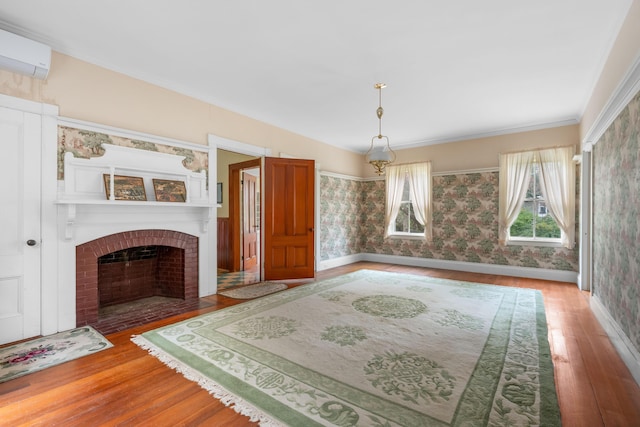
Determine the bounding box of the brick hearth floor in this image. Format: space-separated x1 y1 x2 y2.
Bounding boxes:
92 270 260 335
91 296 214 335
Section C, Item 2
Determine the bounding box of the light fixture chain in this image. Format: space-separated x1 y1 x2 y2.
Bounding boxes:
377 84 384 137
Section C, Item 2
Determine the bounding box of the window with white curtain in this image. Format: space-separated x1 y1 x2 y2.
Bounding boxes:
510 162 561 240
395 180 425 235
498 146 575 248
385 162 432 240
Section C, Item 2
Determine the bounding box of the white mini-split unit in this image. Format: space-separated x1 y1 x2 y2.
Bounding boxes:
0 29 51 79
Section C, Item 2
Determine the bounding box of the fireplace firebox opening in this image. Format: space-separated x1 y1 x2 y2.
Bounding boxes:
76 230 198 326
98 245 185 307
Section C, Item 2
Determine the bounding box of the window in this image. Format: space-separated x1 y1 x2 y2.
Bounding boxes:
385 162 432 240
509 163 561 241
394 177 425 235
498 146 575 248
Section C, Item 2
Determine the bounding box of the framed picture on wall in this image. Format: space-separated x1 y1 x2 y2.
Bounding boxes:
152 179 187 202
217 182 223 204
103 174 147 201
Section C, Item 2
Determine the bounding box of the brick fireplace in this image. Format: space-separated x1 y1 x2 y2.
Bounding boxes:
52 140 216 335
75 230 198 326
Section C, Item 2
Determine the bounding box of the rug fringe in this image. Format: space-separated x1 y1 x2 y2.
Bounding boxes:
131 335 285 427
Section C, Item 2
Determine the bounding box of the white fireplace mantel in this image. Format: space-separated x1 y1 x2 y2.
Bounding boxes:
57 143 214 240
56 200 213 241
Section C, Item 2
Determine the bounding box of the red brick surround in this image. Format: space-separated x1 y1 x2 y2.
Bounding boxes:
76 230 198 326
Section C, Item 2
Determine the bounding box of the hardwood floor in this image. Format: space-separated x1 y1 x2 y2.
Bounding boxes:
1 262 639 426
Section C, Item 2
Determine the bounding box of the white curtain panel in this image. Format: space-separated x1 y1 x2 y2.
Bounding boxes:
406 162 433 241
537 146 576 249
498 151 535 245
384 165 406 237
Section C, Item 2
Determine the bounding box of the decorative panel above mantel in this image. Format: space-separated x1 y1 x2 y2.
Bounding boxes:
56 119 215 240
57 124 209 180
60 143 208 204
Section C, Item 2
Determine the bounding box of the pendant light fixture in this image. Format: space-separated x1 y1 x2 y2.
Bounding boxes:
365 82 396 175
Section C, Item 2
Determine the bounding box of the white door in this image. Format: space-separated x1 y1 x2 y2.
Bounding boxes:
0 106 41 344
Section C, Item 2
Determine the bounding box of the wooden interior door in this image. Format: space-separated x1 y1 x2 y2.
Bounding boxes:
229 158 261 272
242 172 258 271
264 157 315 280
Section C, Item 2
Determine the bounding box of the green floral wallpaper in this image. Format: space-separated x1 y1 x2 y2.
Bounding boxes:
593 90 640 353
320 172 579 272
320 176 362 258
57 126 208 180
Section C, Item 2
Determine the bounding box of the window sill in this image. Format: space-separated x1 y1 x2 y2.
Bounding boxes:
387 233 425 240
507 238 562 248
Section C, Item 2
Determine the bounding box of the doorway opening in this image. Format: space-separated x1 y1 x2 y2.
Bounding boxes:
217 154 262 290
212 137 316 288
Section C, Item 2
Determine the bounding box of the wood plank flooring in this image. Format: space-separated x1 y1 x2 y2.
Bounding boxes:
1 262 639 426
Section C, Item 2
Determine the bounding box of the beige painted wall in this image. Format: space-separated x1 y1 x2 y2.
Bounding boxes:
581 0 640 142
362 124 580 177
216 149 256 218
0 52 364 176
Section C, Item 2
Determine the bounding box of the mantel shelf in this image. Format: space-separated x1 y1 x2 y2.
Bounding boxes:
56 199 214 240
55 199 214 208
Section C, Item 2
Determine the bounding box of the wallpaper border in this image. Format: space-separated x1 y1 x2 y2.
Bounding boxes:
59 117 210 152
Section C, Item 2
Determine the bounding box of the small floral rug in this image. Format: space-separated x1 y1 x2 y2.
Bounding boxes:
0 326 113 383
218 282 288 299
133 270 561 426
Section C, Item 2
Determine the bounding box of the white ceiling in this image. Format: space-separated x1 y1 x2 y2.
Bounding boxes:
0 1 633 153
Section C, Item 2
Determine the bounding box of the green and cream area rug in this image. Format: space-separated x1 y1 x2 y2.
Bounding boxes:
1 326 113 383
133 270 561 426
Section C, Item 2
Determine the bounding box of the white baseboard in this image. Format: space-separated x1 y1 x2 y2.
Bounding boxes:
318 253 578 283
318 254 365 271
590 296 640 387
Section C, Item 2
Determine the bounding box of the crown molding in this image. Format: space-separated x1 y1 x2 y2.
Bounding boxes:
582 52 640 150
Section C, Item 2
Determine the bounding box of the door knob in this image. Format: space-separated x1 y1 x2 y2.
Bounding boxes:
26 239 37 246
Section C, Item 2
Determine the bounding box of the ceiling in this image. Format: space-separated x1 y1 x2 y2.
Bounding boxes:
0 1 633 153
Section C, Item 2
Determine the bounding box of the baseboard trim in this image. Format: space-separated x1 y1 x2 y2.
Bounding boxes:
318 254 364 271
591 295 640 387
318 253 578 283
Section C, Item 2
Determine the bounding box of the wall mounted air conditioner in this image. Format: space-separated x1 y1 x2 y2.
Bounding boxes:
0 29 51 79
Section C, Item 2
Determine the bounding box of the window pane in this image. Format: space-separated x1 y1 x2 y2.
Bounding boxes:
395 202 410 232
409 204 424 233
535 202 561 238
510 208 534 237
525 168 535 199
533 164 543 198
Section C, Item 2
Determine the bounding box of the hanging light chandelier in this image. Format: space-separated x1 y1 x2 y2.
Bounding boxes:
365 82 396 175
